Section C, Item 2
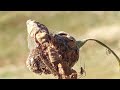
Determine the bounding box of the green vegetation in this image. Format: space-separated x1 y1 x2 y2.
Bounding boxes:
0 11 120 79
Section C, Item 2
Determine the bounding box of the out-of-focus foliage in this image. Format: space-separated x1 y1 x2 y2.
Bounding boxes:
0 11 120 79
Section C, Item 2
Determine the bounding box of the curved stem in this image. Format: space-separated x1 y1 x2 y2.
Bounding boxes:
82 39 120 71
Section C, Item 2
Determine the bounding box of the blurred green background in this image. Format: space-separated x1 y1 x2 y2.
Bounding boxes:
0 11 120 79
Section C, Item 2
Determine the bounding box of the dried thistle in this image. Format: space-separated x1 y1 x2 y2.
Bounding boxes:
26 19 120 79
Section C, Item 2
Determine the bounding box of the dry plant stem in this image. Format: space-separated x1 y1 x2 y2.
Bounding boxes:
83 39 120 71
58 63 66 79
58 62 77 79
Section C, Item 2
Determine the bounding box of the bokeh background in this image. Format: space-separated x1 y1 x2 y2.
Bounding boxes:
0 11 120 79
